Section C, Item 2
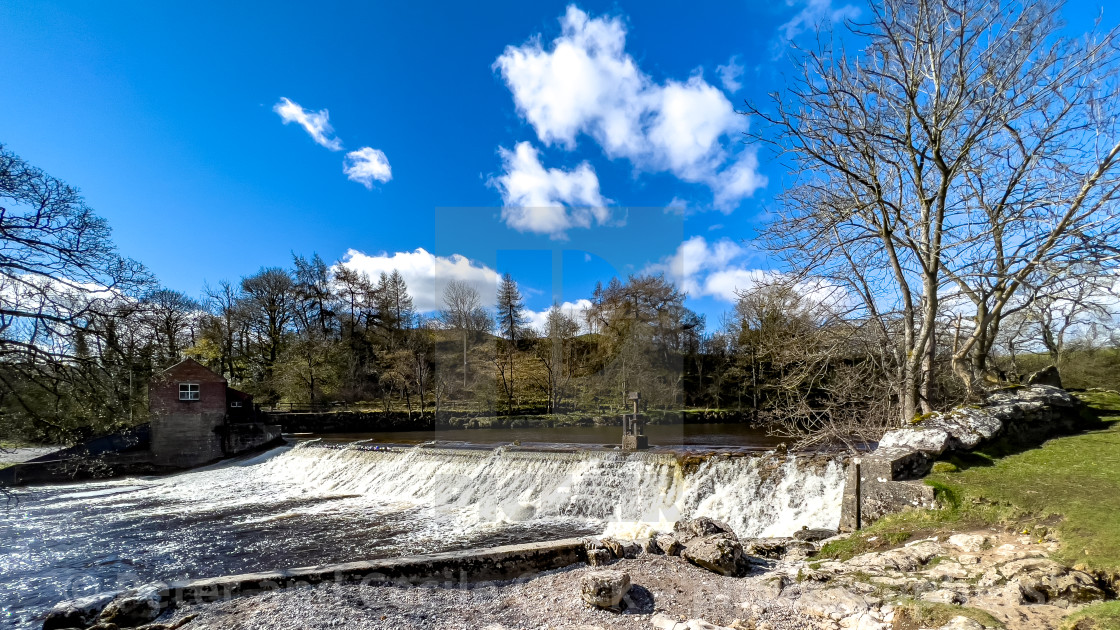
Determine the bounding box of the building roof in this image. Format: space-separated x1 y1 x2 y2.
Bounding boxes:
155 358 227 384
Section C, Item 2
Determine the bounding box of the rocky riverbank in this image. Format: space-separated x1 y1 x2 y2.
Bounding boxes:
70 518 1112 630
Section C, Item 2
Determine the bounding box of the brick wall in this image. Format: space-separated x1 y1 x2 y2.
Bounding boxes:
150 359 229 467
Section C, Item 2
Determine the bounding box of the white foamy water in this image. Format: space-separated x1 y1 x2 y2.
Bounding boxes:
0 443 844 629
264 443 845 538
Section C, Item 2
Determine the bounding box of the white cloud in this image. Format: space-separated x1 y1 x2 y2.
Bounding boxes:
648 235 749 300
716 55 745 93
338 248 500 312
491 141 610 237
344 147 393 188
273 97 343 151
646 237 854 309
778 0 860 42
494 6 766 212
713 150 767 211
703 267 773 303
522 299 593 334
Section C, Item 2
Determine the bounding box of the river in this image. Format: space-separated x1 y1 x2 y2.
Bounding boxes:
0 427 843 629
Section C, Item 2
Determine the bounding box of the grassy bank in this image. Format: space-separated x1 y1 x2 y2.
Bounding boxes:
818 390 1120 629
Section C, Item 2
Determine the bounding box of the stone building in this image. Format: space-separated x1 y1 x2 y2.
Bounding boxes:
149 358 281 467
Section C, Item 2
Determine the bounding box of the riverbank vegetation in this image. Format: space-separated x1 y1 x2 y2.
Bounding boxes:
4 0 1120 448
817 390 1120 628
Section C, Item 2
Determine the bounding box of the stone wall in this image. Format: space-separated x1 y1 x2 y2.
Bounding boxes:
839 385 1082 531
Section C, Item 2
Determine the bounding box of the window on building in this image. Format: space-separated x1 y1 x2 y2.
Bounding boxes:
230 401 242 408
179 383 200 401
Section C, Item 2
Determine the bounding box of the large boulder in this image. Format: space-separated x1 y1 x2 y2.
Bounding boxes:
580 570 631 610
682 534 744 576
674 517 736 543
1026 365 1063 388
877 427 951 456
656 533 683 556
98 583 165 627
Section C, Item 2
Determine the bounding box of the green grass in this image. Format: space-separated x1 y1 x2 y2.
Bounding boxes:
817 391 1120 629
819 391 1120 576
1061 601 1120 630
927 390 1120 572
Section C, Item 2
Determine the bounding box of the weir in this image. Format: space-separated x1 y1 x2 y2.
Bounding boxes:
265 442 847 539
5 442 846 629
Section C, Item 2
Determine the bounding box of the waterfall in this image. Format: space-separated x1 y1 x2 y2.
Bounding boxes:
259 443 846 539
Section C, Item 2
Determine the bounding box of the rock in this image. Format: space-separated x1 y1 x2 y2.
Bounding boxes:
847 540 943 572
877 427 951 456
948 533 989 553
587 548 612 566
643 536 663 554
600 537 641 559
43 591 120 630
650 613 683 629
793 527 838 542
759 575 789 599
743 538 794 559
579 570 631 610
657 533 684 556
1026 365 1062 388
926 560 970 582
782 541 817 561
921 589 966 604
98 584 165 627
682 534 744 576
600 537 624 558
936 617 984 630
924 408 1003 450
841 612 891 630
677 517 736 540
997 557 1104 604
797 586 872 620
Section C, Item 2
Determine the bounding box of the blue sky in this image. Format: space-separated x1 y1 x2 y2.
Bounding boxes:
1 0 1116 330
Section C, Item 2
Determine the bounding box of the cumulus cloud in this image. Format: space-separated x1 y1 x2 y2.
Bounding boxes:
494 6 766 213
647 235 751 300
491 141 610 237
344 147 393 188
522 299 593 334
273 97 343 151
646 236 853 309
716 55 745 93
338 248 500 312
778 0 860 42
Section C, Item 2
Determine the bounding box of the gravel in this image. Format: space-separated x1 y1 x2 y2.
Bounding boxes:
160 555 829 630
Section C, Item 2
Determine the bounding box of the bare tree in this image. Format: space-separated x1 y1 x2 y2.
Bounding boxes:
735 279 897 452
750 0 1120 421
140 288 200 367
0 145 151 437
535 304 580 413
439 280 491 389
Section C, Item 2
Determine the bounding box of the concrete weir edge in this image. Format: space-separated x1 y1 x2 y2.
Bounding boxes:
43 537 591 629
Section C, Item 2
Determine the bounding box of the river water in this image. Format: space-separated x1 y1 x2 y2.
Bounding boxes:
0 427 843 629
